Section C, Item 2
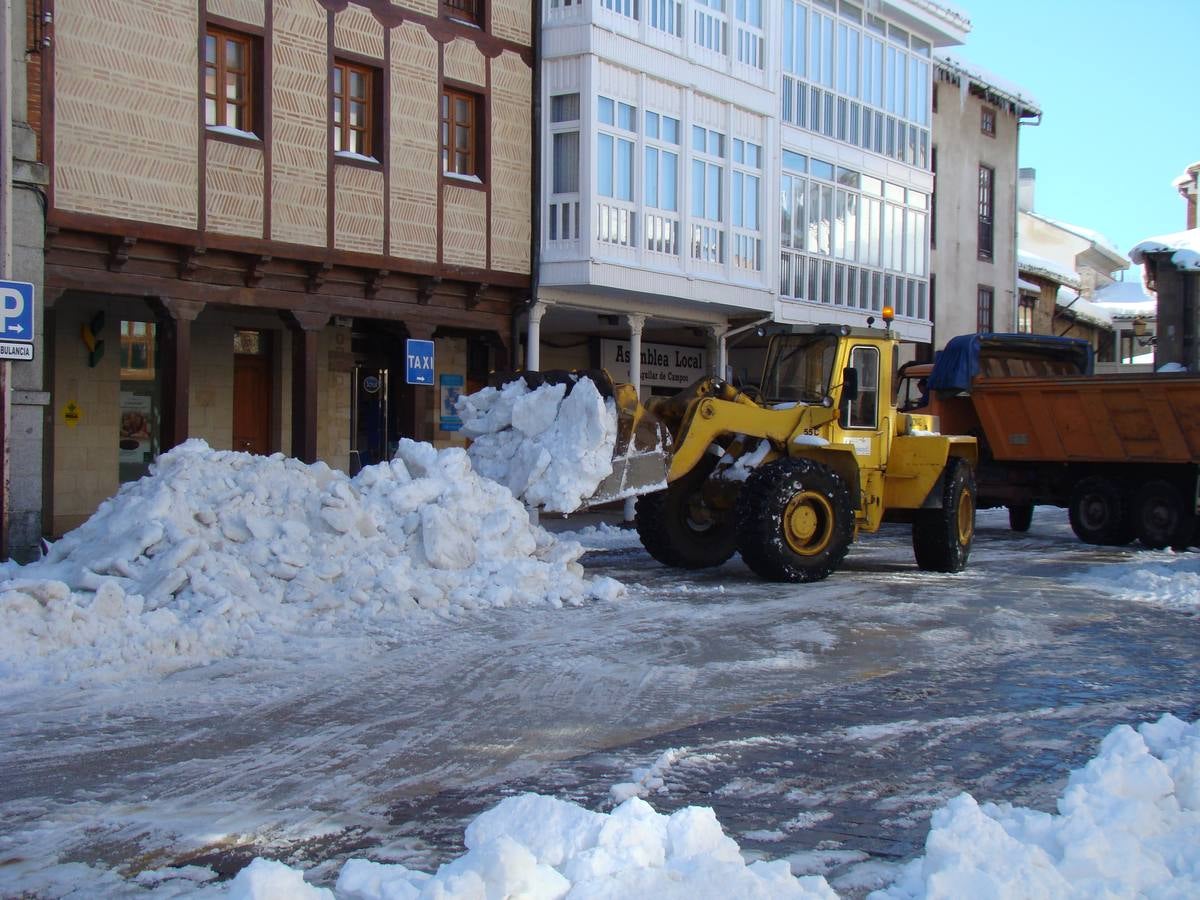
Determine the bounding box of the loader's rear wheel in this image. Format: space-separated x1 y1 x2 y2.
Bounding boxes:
635 457 736 569
1068 476 1133 546
734 458 854 583
1008 503 1034 532
1133 480 1194 550
913 458 976 572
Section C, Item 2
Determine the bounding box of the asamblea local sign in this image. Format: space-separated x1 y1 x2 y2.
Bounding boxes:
599 339 707 391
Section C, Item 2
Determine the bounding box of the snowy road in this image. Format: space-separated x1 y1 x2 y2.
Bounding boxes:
1 508 1197 895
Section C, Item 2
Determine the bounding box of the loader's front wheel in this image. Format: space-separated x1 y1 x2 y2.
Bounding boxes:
734 458 854 583
913 458 976 572
1068 476 1132 546
635 457 736 569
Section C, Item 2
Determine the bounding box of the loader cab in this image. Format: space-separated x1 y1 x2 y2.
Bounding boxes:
760 332 840 405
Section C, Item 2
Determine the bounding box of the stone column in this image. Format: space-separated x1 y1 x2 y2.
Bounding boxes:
154 299 205 452
526 301 549 370
708 323 729 381
623 314 646 523
284 311 328 463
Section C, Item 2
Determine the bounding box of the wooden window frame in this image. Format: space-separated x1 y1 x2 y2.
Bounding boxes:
980 105 996 137
333 58 381 161
120 320 157 380
977 164 994 262
443 0 483 27
205 26 259 135
441 86 484 182
977 285 995 333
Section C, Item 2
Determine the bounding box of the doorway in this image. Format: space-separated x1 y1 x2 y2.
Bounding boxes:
233 330 274 454
352 365 394 472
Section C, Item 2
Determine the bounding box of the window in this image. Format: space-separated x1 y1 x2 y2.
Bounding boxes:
120 321 156 379
978 164 994 261
550 94 580 195
644 111 680 211
1018 295 1035 333
442 87 483 178
596 96 636 201
846 345 879 428
205 27 258 134
333 59 380 159
443 0 482 25
981 106 996 137
977 285 994 333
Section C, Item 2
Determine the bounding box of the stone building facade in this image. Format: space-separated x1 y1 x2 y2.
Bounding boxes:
31 0 532 538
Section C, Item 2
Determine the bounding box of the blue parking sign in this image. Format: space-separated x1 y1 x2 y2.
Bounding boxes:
0 281 34 342
406 339 435 385
0 280 35 361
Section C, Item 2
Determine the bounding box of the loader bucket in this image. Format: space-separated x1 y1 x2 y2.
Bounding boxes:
587 381 672 506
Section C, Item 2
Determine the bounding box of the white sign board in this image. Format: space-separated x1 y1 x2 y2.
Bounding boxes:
599 339 708 390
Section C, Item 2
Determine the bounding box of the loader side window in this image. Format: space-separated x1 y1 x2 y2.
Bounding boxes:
846 345 879 428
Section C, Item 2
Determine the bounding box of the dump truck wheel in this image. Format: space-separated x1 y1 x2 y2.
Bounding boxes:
1068 476 1132 546
734 458 854 583
1008 504 1033 532
912 458 976 572
1133 480 1194 550
635 457 736 569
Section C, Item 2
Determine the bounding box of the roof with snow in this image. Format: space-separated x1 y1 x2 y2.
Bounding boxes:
1129 228 1200 272
934 51 1041 116
1019 250 1081 289
1174 160 1200 189
1055 287 1113 330
1092 280 1157 319
1023 210 1129 267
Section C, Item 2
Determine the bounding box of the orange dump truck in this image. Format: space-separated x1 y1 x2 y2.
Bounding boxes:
898 333 1200 550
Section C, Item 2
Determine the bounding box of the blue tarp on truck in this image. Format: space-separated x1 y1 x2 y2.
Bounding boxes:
928 333 1094 393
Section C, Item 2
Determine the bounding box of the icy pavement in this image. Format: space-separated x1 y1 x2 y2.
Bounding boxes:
1 507 1198 896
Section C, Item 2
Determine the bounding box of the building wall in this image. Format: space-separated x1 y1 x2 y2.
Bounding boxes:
51 0 532 272
53 0 198 227
930 75 1022 344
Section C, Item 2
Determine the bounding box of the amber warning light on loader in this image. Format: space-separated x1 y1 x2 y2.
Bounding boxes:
881 306 895 325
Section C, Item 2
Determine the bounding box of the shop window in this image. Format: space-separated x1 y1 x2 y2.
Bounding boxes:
119 321 159 483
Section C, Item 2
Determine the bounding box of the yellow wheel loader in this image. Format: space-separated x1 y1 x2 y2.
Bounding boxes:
533 322 977 583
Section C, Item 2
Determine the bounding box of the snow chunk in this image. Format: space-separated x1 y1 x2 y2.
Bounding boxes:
283 794 839 899
1130 228 1200 271
873 714 1200 899
0 440 624 688
458 376 619 513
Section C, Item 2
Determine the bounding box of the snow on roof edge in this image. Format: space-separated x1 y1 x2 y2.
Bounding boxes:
1018 250 1081 289
934 51 1041 116
1130 228 1200 272
1055 287 1113 329
1022 210 1129 266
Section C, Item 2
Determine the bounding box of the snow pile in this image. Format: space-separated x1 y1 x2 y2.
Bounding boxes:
457 376 618 513
0 440 622 686
874 714 1200 898
231 794 837 899
1081 554 1200 611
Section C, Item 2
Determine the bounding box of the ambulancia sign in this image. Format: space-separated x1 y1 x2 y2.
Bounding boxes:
599 339 707 390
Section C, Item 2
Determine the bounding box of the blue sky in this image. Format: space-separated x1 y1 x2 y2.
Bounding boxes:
954 0 1197 262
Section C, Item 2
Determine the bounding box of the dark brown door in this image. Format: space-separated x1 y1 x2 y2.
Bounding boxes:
233 353 273 454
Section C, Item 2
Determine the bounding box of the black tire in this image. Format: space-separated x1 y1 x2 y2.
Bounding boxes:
1068 476 1133 546
913 458 976 572
1133 479 1195 550
1008 503 1034 533
635 456 737 569
734 458 854 583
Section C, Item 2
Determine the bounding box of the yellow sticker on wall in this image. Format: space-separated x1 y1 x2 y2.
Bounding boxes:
62 401 82 427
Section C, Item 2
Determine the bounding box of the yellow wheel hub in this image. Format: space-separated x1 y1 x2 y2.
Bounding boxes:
956 489 975 545
783 491 834 556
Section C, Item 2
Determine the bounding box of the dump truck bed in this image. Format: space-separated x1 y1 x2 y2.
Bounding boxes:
969 373 1200 464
